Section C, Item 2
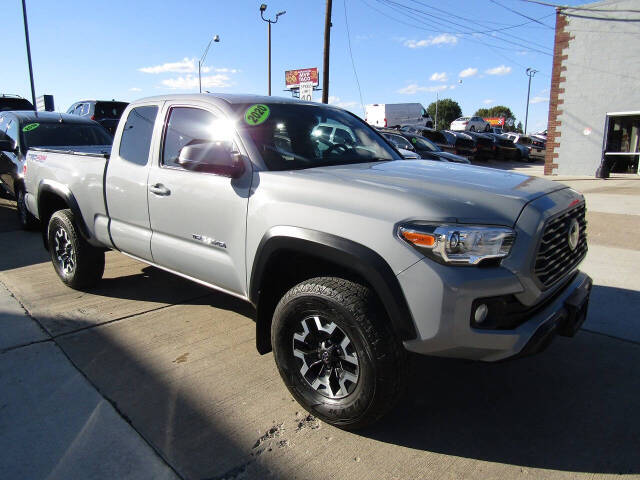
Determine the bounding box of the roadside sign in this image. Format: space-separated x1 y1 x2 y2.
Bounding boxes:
484 117 506 127
285 68 319 89
299 82 313 101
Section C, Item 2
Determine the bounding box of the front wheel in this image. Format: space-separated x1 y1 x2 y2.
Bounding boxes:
48 209 105 289
272 277 407 430
469 126 476 132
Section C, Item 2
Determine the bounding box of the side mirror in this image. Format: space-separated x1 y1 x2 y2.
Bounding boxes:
0 138 17 152
177 142 245 179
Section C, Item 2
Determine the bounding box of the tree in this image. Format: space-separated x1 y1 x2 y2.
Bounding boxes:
515 121 523 134
427 98 462 131
475 105 518 131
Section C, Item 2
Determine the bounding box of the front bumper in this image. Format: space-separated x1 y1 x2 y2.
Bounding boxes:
398 255 592 362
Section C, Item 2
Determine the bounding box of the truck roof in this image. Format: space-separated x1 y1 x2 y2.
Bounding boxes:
3 111 98 125
132 93 324 107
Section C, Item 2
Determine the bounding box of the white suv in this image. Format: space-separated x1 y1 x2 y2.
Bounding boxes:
450 116 490 132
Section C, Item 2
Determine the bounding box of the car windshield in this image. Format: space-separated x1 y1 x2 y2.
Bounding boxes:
94 102 128 120
0 98 34 112
233 103 400 170
410 135 440 152
21 121 113 148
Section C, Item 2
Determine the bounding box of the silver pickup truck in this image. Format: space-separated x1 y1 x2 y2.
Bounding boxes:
25 94 591 429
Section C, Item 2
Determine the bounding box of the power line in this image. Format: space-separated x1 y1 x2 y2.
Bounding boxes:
488 0 555 28
519 0 640 13
343 0 365 112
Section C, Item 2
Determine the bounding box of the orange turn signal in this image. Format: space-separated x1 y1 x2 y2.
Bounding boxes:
400 229 436 247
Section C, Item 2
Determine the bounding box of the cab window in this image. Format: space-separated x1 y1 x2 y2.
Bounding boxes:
118 106 158 166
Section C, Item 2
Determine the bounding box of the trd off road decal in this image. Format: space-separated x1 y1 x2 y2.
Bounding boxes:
22 123 40 132
244 104 270 126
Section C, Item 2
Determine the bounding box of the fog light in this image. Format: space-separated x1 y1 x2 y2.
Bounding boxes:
474 304 489 324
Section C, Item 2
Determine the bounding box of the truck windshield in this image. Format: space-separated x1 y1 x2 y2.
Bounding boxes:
233 103 400 170
21 122 113 148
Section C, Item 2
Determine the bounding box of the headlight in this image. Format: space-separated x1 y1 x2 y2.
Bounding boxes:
397 223 516 265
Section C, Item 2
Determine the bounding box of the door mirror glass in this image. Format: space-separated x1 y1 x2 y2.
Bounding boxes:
0 138 17 152
177 141 245 178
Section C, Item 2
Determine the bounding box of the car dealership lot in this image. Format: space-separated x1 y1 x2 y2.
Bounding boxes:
1 181 639 479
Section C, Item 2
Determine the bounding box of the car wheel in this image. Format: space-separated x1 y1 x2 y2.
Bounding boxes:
272 277 407 430
47 209 105 289
484 124 490 132
16 187 38 230
469 126 476 132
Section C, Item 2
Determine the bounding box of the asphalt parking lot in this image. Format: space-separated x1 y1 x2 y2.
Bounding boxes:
1 174 639 480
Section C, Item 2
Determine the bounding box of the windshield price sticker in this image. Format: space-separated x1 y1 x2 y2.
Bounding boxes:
22 123 40 132
245 104 270 126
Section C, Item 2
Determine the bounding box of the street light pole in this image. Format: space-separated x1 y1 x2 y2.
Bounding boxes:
435 91 438 130
524 67 538 135
198 35 220 93
260 4 286 96
21 0 37 110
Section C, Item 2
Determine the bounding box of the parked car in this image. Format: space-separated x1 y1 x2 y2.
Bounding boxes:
0 94 35 112
485 133 520 160
400 126 457 154
66 100 128 134
379 131 419 153
25 93 591 430
365 103 433 129
394 132 470 164
464 131 495 160
442 130 478 158
514 142 530 162
0 111 112 228
450 116 490 132
490 127 503 135
505 133 546 160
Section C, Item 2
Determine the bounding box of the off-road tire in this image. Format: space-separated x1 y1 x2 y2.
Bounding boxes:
272 277 407 430
16 187 38 230
47 209 104 289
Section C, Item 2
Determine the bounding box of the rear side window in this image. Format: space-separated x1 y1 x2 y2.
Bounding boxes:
118 106 158 166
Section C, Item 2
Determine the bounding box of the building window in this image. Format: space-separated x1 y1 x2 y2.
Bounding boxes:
603 113 640 174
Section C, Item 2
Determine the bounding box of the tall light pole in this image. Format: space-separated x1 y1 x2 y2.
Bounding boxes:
198 35 220 93
260 4 286 96
21 0 37 110
524 67 538 134
435 91 439 130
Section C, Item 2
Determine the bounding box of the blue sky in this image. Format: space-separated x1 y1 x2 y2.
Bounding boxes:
5 0 592 133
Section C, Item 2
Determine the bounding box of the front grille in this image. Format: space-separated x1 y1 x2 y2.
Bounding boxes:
534 203 587 289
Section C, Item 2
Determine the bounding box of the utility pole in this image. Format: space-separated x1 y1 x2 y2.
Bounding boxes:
435 91 439 130
260 4 286 96
198 35 220 93
21 0 37 110
322 0 333 104
524 67 538 135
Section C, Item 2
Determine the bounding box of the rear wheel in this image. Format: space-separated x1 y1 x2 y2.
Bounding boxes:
16 188 38 230
469 126 476 132
272 277 407 430
48 209 104 289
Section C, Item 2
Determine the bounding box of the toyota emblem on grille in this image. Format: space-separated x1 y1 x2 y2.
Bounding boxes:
568 219 580 251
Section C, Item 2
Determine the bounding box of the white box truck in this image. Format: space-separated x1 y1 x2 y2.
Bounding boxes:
365 103 433 129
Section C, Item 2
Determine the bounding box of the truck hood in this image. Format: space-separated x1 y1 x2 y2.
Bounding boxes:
294 160 567 226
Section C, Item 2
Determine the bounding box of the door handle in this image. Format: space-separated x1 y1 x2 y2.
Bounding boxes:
149 183 171 196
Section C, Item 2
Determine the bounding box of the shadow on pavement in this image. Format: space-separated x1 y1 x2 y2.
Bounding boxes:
363 329 640 475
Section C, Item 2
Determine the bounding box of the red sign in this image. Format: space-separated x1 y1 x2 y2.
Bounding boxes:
484 117 506 127
285 68 319 89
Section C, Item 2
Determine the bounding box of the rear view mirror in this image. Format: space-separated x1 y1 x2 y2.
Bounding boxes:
0 138 17 152
178 142 245 178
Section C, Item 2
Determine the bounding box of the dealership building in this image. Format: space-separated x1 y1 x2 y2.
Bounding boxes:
545 0 640 177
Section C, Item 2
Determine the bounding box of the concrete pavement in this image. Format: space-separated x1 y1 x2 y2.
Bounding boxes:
0 176 639 479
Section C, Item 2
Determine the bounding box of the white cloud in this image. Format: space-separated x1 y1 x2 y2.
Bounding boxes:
404 34 458 48
161 74 231 90
459 67 478 78
328 96 358 108
483 99 494 105
530 96 548 104
485 65 512 76
430 72 448 82
140 57 202 74
129 87 142 92
397 83 449 94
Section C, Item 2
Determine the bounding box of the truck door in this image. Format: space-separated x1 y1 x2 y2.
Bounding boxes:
146 103 251 296
104 103 159 261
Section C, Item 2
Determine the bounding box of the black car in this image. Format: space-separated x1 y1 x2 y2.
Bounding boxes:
0 111 112 228
0 94 35 112
400 126 457 154
391 131 470 164
464 131 496 160
484 133 520 160
442 130 478 158
66 100 128 134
